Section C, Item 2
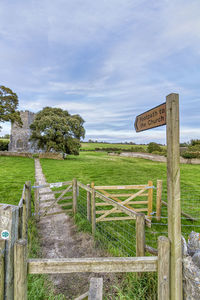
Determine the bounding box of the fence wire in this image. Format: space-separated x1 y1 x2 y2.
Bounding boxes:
77 188 136 257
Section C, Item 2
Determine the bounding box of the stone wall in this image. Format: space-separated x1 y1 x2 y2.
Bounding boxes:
0 151 63 160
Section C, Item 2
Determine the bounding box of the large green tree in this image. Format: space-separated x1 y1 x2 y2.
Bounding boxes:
30 107 85 155
0 85 22 129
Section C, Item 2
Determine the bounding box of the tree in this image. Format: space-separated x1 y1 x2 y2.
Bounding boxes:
30 107 85 155
147 142 162 153
0 85 22 130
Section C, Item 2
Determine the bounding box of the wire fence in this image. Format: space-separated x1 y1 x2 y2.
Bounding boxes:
75 181 200 256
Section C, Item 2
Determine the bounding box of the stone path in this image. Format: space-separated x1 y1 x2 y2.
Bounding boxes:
34 159 117 299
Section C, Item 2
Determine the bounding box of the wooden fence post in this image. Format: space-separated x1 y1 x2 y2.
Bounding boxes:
25 181 32 218
166 93 182 300
14 239 27 300
22 192 27 240
0 240 5 300
147 181 153 219
158 236 170 300
91 182 96 236
87 184 91 222
0 205 19 299
136 214 145 257
156 180 162 221
73 178 78 214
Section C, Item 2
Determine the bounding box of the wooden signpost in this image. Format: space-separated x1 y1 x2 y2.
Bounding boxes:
135 93 182 300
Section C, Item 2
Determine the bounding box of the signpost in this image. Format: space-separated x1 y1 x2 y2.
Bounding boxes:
135 93 182 300
134 103 166 132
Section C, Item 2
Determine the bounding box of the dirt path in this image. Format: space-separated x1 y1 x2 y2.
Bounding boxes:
34 159 118 299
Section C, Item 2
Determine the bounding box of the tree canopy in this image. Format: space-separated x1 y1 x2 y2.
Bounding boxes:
30 107 85 155
0 85 22 129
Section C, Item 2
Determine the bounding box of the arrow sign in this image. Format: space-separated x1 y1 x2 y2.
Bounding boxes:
134 103 166 132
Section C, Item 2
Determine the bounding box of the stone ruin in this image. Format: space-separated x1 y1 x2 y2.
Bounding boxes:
9 110 36 153
182 232 200 299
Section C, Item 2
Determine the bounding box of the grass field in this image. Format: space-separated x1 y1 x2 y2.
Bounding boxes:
1 153 200 299
81 142 148 151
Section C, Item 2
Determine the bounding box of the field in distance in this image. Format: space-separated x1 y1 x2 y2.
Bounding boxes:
81 142 148 151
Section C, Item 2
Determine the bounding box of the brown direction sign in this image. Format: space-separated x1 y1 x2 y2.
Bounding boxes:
134 102 166 132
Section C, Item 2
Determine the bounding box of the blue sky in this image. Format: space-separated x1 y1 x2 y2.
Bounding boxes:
0 0 200 144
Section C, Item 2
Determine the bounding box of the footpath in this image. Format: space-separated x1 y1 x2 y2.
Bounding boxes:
34 159 116 299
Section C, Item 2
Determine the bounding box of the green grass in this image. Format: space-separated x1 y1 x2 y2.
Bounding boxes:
40 151 200 299
0 156 65 299
0 156 35 205
81 142 148 151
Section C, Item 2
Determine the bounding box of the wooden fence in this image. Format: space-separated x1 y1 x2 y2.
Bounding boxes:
0 179 169 299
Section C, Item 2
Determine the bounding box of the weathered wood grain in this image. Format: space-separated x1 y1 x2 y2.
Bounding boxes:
14 239 27 300
157 236 170 300
166 93 182 300
28 256 158 274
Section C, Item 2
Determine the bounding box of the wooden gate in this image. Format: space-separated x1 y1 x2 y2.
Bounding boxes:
93 181 154 223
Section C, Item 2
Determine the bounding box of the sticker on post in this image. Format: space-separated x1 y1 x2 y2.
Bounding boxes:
1 230 10 240
50 182 62 188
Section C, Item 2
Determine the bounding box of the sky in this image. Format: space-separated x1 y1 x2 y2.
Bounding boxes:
0 0 200 144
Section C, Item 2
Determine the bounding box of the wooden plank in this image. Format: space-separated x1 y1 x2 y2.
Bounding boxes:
96 208 148 215
28 256 158 274
97 216 135 222
40 190 72 196
73 178 77 214
14 239 27 300
33 181 72 189
156 180 162 221
147 181 153 219
106 193 149 197
166 93 182 300
157 236 170 300
88 277 103 300
0 240 5 300
94 185 148 190
87 184 91 222
96 201 148 206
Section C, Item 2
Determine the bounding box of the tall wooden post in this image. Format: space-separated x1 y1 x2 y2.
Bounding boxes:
91 182 96 236
22 192 27 240
87 184 92 222
73 178 78 214
14 239 27 300
166 93 182 300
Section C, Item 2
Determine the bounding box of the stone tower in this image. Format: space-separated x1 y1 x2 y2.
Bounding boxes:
9 110 35 152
